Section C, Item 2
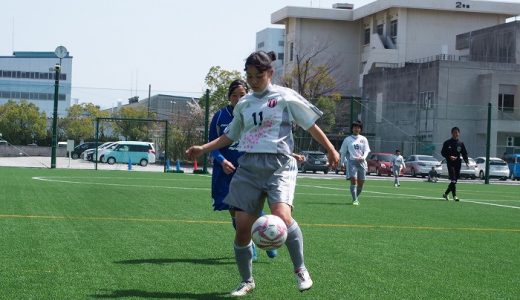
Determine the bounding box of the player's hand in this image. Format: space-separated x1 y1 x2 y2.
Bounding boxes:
185 146 204 160
327 150 340 169
221 159 236 175
292 153 305 162
466 162 469 167
450 156 457 161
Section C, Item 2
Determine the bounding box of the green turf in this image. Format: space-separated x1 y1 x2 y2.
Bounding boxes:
0 167 518 299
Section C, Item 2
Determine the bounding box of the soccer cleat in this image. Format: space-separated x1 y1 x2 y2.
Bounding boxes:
454 196 460 202
353 200 360 206
295 268 313 292
442 194 449 201
231 280 255 297
266 249 277 258
252 243 258 262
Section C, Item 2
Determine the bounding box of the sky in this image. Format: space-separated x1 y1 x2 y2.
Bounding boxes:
0 0 372 109
1 0 513 109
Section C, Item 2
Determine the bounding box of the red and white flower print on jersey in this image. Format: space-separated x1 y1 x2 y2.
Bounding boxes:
241 119 274 151
267 98 278 108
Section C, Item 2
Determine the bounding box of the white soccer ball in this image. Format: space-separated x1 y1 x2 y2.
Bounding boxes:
251 214 288 250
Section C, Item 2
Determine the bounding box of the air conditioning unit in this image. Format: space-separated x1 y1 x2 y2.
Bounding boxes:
333 3 354 9
507 136 514 147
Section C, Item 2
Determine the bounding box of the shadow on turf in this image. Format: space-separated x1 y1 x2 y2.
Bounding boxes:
91 289 228 299
114 257 235 265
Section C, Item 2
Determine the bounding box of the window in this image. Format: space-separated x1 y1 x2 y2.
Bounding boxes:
289 42 294 62
377 24 384 35
278 40 284 47
420 91 434 110
257 42 264 49
498 93 514 112
363 28 370 45
278 52 284 61
390 20 398 43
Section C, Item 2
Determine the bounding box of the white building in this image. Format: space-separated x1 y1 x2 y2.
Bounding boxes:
0 51 72 117
272 0 520 96
256 28 285 80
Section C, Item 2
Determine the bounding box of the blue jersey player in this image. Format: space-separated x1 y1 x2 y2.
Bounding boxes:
209 79 276 260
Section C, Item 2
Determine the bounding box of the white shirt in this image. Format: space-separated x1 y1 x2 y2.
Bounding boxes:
224 84 322 154
339 134 371 163
392 155 406 169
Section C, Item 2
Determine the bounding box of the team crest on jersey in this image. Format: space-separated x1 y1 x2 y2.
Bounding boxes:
457 146 461 152
267 98 278 108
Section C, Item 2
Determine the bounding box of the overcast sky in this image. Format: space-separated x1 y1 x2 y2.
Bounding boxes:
1 0 513 109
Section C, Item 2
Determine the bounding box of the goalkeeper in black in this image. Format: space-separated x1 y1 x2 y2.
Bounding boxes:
441 127 469 201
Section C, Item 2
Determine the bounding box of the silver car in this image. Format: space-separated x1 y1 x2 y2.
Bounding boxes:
474 157 509 180
404 155 441 177
440 157 478 179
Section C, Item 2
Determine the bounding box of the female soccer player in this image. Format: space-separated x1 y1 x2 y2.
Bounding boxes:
391 149 406 187
209 79 276 260
186 50 339 296
339 121 371 205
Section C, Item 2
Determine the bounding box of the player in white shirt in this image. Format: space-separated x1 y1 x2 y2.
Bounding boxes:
391 149 406 187
339 121 371 205
186 50 339 296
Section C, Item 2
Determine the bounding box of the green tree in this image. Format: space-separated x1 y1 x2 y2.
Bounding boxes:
0 100 47 145
203 66 243 113
113 106 156 141
60 103 109 143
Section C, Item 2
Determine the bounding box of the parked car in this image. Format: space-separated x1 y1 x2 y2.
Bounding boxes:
474 157 510 180
439 157 478 179
503 153 520 181
298 151 329 174
83 142 116 161
68 141 102 159
102 141 156 166
367 152 399 176
404 155 441 177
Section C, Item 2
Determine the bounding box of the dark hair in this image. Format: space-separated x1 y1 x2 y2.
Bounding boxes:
395 149 401 154
351 120 363 131
228 79 249 99
244 51 277 72
451 127 460 133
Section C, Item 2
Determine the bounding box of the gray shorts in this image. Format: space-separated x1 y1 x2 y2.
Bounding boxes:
347 159 367 181
224 153 298 214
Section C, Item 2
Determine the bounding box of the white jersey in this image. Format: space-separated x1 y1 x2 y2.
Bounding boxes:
224 84 322 154
339 134 371 162
391 155 406 170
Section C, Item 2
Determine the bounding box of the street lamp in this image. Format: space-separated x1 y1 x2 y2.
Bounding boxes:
50 45 67 169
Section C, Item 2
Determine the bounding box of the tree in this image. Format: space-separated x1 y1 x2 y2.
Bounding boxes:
203 66 243 113
60 103 109 143
281 42 341 102
112 106 156 141
0 100 47 145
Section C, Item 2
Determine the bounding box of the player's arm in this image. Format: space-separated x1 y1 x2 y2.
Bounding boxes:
186 135 233 160
307 124 339 169
461 142 469 165
208 111 226 164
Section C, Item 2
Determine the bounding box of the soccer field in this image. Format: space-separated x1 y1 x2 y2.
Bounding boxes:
1 167 519 299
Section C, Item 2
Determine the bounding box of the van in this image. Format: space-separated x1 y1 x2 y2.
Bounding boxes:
503 153 520 180
102 141 156 166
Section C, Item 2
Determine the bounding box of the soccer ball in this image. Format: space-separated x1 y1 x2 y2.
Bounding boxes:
251 214 288 250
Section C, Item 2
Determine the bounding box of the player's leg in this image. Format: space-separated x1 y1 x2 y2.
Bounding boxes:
231 211 258 296
453 165 461 201
356 164 367 199
348 160 359 204
444 165 455 200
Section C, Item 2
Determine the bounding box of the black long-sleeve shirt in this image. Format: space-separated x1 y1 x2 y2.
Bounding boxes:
441 138 469 166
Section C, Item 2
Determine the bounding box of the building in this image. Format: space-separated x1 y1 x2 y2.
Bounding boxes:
256 28 285 81
271 0 520 157
110 94 201 124
0 51 72 117
272 0 520 96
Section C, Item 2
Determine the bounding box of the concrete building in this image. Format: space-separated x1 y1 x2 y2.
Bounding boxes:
110 94 200 124
256 28 285 81
272 0 520 96
271 0 520 157
0 51 72 117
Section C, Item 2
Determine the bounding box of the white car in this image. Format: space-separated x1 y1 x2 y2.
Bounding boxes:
474 157 509 180
439 157 478 179
404 155 441 177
